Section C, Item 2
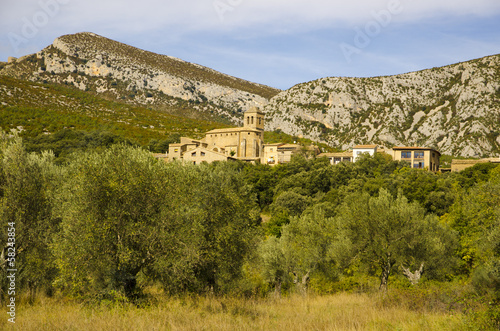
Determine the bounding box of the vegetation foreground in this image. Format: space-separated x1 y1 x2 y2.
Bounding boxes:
1 131 500 329
0 290 471 330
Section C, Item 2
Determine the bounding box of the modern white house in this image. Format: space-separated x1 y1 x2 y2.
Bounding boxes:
352 145 378 162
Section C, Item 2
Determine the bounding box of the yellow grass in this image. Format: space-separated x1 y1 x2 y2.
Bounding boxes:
1 292 465 331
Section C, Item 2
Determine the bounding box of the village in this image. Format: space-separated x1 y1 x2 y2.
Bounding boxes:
155 107 500 172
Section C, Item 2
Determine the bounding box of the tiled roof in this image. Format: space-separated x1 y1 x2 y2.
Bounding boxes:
318 152 352 157
205 127 261 134
393 146 441 154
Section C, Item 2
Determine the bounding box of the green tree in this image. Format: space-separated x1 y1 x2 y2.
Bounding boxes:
448 166 500 274
455 162 499 189
258 236 288 296
0 133 59 299
258 205 339 295
333 189 457 290
54 150 260 299
280 205 338 294
53 145 168 299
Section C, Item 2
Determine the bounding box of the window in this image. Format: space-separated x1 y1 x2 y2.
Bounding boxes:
414 151 424 159
191 152 196 157
201 152 205 157
357 151 362 155
174 149 178 152
413 161 424 169
401 151 411 158
258 117 262 125
270 148 273 152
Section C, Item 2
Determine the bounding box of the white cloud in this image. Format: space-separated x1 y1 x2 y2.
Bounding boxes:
1 0 499 87
2 0 500 37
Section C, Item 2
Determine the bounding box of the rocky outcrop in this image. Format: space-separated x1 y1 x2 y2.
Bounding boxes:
0 32 280 125
264 55 500 157
1 32 498 157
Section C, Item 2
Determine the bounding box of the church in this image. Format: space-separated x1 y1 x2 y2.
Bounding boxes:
168 107 266 164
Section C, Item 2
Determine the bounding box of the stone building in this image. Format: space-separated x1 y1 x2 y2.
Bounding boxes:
318 145 441 172
451 158 500 172
392 146 441 171
168 107 265 163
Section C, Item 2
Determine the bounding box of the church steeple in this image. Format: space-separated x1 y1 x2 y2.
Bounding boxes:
244 107 264 131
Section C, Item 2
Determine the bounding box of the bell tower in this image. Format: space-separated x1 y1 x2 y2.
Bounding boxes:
244 107 264 131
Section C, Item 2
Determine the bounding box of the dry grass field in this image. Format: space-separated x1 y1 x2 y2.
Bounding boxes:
0 292 468 331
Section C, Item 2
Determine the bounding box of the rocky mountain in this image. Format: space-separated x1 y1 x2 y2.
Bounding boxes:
0 32 280 125
264 55 500 157
1 32 499 157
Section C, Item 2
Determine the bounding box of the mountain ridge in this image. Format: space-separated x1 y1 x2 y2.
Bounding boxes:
1 32 280 125
264 54 500 157
1 32 499 157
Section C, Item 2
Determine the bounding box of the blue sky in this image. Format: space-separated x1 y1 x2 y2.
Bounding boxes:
1 0 500 90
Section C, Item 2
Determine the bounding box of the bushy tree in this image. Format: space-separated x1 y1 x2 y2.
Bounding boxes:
454 162 500 189
0 133 59 299
258 236 288 296
53 149 260 299
258 205 338 295
53 145 168 299
333 189 457 290
280 205 338 293
448 166 500 276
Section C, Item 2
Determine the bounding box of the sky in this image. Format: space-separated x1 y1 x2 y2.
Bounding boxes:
1 0 500 90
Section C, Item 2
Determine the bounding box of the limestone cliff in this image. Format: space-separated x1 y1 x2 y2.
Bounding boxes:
264 55 500 157
0 32 280 124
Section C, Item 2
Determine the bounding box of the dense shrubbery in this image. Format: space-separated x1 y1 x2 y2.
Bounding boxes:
0 134 499 326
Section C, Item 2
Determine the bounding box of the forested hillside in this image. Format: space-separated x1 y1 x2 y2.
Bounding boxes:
0 75 326 163
1 134 499 328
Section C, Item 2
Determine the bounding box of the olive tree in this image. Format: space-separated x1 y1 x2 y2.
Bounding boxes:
333 189 457 290
259 205 338 295
54 148 260 299
0 133 59 299
53 145 169 299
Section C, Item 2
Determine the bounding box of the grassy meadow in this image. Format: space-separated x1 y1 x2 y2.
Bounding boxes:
0 291 472 331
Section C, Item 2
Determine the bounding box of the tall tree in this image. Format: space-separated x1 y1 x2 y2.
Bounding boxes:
448 165 500 290
53 145 168 299
0 133 59 299
333 189 457 290
53 149 260 299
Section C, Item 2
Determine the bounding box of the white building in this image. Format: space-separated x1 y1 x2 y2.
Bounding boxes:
352 145 378 162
